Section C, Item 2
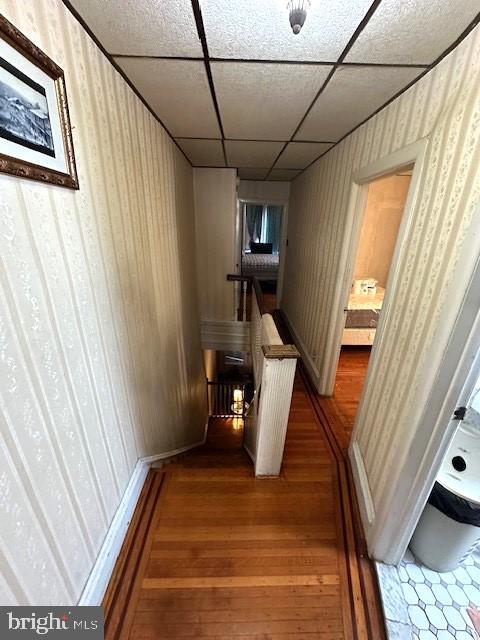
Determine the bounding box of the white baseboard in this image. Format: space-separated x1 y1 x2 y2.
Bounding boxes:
200 319 250 351
349 441 375 529
281 311 321 389
77 436 206 606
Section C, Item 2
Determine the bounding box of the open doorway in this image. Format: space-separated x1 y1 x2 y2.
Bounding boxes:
240 202 284 312
327 166 414 451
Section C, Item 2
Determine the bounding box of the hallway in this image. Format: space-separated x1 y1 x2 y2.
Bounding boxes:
104 370 385 640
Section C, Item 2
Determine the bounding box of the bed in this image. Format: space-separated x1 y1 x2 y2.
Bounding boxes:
241 253 279 281
342 287 385 346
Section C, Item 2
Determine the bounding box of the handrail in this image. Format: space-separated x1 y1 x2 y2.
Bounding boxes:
226 273 300 476
252 278 268 316
226 274 253 283
226 274 269 318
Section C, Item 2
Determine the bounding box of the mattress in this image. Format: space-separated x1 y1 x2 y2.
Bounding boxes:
242 253 279 280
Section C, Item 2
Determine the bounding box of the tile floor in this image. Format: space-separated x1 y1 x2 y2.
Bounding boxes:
399 548 480 639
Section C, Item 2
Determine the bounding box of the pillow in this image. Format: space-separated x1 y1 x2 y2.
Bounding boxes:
250 242 273 254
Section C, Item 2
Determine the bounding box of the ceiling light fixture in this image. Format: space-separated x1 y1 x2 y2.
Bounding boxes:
287 0 311 35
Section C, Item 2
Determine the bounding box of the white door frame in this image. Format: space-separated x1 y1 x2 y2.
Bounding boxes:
369 247 480 562
338 139 480 563
323 138 429 396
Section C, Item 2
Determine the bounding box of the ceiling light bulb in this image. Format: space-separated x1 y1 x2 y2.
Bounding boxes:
287 0 311 35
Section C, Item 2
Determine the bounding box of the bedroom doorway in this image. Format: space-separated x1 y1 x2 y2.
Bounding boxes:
328 165 413 451
240 202 285 310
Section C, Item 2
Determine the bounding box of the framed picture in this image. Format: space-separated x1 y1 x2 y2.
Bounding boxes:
0 14 78 189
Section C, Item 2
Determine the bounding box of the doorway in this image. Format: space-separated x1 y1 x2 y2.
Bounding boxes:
327 166 414 451
239 201 285 311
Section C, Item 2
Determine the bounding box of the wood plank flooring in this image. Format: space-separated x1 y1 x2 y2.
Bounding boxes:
319 347 371 453
104 367 385 640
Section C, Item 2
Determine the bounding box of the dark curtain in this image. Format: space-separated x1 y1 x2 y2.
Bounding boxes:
245 205 263 245
265 206 283 254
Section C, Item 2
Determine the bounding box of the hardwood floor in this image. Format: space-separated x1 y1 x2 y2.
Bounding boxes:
319 347 371 453
104 370 385 640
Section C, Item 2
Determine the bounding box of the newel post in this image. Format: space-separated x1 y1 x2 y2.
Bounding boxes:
254 344 300 476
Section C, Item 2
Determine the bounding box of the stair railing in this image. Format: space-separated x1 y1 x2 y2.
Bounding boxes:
226 274 300 476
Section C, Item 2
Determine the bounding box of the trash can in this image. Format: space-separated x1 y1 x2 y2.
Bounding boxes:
410 481 480 572
411 416 480 572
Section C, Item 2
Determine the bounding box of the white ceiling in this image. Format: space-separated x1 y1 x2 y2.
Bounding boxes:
225 141 285 167
116 58 220 138
345 0 480 65
295 66 422 141
212 62 332 141
200 0 373 62
72 0 202 57
70 0 479 180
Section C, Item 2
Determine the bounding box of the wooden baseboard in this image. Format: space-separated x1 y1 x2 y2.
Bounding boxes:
78 438 206 608
102 470 165 640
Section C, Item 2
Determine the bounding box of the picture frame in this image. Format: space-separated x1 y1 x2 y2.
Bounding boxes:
0 13 78 189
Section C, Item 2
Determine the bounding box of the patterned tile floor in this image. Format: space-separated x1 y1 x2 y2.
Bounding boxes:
399 548 480 639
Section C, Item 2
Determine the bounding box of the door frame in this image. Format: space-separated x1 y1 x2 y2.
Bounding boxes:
237 198 289 300
338 138 480 563
323 138 429 396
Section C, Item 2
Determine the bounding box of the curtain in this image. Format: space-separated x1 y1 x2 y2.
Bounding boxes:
264 206 283 253
245 205 263 246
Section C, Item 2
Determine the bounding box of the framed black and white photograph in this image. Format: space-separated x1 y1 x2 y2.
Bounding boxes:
0 14 78 189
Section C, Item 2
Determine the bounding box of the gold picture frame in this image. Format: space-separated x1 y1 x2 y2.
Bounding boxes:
0 13 78 189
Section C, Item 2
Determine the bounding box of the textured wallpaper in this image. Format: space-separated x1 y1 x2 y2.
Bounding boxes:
0 0 206 605
282 25 480 528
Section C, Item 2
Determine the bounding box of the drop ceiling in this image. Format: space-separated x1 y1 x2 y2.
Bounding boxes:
69 0 479 180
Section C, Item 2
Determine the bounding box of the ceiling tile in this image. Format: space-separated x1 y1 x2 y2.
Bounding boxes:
175 139 225 166
225 141 284 168
200 0 372 62
212 62 332 140
70 0 202 56
115 59 221 138
275 142 333 169
238 168 270 180
295 66 423 142
345 0 480 65
268 169 302 181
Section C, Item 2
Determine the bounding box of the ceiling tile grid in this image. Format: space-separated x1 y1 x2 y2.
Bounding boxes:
274 142 334 169
68 0 480 179
71 0 202 57
211 62 332 141
199 0 373 62
175 139 225 167
225 141 285 167
295 66 424 142
345 0 480 65
116 58 221 138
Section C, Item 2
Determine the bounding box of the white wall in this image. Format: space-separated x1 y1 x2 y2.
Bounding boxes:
194 168 237 322
238 180 290 203
282 25 480 543
0 0 206 605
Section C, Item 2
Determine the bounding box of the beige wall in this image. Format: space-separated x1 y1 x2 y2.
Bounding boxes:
0 0 206 605
282 26 480 518
353 174 411 288
194 168 237 322
238 180 290 203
